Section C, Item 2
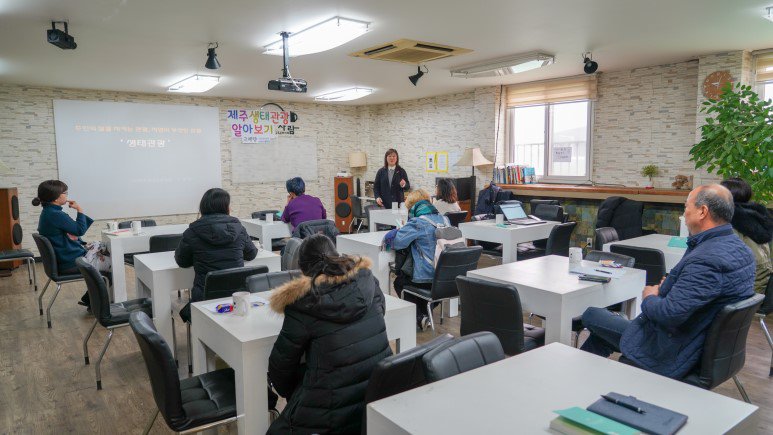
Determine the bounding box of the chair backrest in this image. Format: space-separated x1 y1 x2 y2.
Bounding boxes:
31 233 59 279
251 210 280 221
456 275 532 355
545 222 577 257
609 244 666 285
422 332 506 382
444 211 468 227
351 196 365 219
75 257 114 326
292 219 340 243
149 234 183 253
431 246 483 300
594 227 620 250
693 294 764 389
129 311 187 429
596 196 644 240
532 204 564 222
760 274 773 316
529 199 560 211
364 334 454 404
202 266 269 301
246 270 302 293
281 237 303 271
118 219 157 229
584 250 635 268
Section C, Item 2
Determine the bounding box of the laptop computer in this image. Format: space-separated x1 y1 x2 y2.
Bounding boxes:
499 203 545 225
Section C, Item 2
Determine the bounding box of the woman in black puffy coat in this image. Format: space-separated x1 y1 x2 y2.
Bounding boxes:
268 234 391 434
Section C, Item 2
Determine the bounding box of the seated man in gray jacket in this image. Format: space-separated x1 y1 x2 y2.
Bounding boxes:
580 184 756 379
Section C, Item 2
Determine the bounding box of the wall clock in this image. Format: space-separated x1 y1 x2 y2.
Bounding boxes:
702 70 733 100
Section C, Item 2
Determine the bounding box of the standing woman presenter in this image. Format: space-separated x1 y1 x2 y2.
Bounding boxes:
373 148 410 208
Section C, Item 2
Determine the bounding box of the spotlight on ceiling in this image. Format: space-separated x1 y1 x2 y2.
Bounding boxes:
409 65 428 86
765 6 773 22
205 42 221 70
582 52 598 74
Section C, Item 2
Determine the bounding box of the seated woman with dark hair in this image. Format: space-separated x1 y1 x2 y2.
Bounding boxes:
281 177 326 230
175 188 258 302
720 177 772 294
267 234 391 434
433 178 462 215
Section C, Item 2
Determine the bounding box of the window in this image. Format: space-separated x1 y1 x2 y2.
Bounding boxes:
507 100 591 180
762 82 773 101
755 52 773 101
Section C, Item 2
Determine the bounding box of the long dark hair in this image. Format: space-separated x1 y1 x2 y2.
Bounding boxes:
298 234 356 288
199 188 230 215
383 148 399 168
436 178 458 203
720 178 752 203
32 180 68 206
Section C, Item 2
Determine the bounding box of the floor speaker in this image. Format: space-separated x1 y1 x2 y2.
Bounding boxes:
0 187 22 270
334 177 353 234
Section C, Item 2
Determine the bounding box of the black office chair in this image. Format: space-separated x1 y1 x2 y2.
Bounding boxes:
120 220 158 265
594 227 620 251
365 204 391 231
31 233 85 328
757 275 773 377
292 219 339 243
456 276 545 355
0 221 36 290
609 244 666 285
444 211 468 227
281 237 302 271
421 332 506 382
522 204 565 250
517 221 577 260
349 196 367 233
252 210 281 221
76 257 152 390
595 196 645 241
529 199 560 214
180 266 269 373
621 294 763 403
129 311 237 435
401 246 483 332
247 270 302 293
125 233 183 267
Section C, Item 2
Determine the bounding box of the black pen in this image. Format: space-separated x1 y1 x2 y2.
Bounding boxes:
601 395 645 414
594 269 612 275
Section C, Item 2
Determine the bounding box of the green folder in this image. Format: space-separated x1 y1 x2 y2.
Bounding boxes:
667 236 688 248
553 407 642 435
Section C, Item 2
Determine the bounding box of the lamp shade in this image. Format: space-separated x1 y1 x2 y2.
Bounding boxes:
455 148 493 167
349 151 367 168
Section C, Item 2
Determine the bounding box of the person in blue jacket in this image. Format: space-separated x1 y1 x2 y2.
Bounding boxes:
384 189 449 330
579 184 756 379
33 180 109 308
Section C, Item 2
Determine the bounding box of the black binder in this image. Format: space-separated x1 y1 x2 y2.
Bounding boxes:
587 392 688 435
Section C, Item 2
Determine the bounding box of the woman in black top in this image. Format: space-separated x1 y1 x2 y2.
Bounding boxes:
373 148 410 208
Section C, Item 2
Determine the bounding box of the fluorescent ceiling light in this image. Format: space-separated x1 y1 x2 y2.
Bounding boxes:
450 52 554 78
314 87 373 102
263 16 370 57
168 74 220 93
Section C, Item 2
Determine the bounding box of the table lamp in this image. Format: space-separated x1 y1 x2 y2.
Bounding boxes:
455 147 493 177
349 151 367 197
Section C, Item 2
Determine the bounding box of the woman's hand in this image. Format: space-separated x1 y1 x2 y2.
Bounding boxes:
67 200 83 213
376 198 383 207
399 178 406 188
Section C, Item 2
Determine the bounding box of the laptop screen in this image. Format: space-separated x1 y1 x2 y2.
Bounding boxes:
500 203 527 220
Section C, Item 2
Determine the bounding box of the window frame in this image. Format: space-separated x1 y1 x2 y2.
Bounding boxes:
506 99 594 183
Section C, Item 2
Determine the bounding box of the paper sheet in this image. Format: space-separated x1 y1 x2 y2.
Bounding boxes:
201 294 270 314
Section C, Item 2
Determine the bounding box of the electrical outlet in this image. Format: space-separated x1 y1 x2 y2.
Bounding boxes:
586 237 593 248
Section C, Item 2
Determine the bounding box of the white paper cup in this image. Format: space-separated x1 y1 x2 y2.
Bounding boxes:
265 213 274 223
495 214 504 225
392 202 399 210
131 220 142 235
232 291 250 316
568 247 583 272
106 221 118 231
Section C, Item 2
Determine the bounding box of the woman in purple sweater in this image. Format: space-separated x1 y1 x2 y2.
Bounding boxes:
281 177 326 230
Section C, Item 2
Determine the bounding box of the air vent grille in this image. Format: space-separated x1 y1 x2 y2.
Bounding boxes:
350 39 471 64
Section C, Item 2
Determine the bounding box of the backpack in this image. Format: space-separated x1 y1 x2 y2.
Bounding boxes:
418 215 466 266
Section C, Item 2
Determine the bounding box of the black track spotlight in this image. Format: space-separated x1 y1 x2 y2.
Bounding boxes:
409 65 428 86
205 42 221 70
582 52 598 74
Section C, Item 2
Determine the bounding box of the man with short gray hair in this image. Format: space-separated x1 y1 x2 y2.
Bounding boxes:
580 184 756 379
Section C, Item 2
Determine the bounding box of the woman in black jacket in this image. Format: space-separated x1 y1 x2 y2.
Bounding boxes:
268 234 391 434
373 148 410 208
174 188 258 301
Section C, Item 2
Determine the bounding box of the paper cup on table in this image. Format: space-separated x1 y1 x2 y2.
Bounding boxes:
106 221 118 231
495 214 504 225
265 213 274 223
568 247 583 272
131 220 142 235
392 202 399 210
232 291 251 316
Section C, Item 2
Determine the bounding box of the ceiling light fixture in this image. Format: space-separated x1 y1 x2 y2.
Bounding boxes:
205 42 221 70
450 52 554 78
168 74 220 93
582 52 598 74
765 6 773 22
314 87 374 102
263 16 370 57
409 66 428 86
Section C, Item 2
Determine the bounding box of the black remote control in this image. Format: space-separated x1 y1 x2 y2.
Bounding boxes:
578 274 611 283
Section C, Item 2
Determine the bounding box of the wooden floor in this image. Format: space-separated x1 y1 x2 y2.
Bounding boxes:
0 259 771 433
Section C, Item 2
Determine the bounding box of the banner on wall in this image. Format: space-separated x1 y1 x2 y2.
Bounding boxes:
226 109 298 143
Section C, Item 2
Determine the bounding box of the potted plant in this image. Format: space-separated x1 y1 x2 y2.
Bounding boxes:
691 82 773 203
641 164 660 189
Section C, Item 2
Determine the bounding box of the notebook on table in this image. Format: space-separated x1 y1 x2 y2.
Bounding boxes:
587 392 688 435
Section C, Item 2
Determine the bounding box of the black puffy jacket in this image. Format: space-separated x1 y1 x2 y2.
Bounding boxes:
174 214 257 301
268 257 391 434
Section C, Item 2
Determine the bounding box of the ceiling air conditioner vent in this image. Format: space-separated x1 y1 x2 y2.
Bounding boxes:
350 39 472 64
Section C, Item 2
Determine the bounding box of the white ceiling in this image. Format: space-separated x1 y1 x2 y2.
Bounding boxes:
0 0 772 105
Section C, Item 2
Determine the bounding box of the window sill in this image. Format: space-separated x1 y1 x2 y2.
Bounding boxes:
494 183 689 204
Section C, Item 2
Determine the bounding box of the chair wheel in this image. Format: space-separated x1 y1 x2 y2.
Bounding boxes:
47 321 52 328
188 364 193 374
96 381 102 390
85 357 90 365
39 308 43 315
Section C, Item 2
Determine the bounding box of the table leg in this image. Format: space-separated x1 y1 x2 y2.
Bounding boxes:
138 276 174 353
543 309 574 345
501 240 516 264
369 218 376 233
234 343 271 434
624 295 642 320
385 306 416 354
109 241 128 302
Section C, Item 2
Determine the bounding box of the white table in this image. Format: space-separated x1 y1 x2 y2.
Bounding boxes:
368 209 408 232
240 219 292 250
134 245 280 349
102 224 189 302
468 255 646 345
604 234 687 272
367 343 759 435
336 231 394 294
191 292 416 434
458 220 559 263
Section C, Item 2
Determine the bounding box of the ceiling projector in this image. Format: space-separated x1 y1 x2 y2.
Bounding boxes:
47 21 77 50
267 31 308 93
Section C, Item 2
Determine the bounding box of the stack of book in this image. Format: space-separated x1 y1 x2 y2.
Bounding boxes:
493 165 536 185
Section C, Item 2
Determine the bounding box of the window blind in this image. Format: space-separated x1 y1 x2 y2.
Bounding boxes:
505 75 597 107
755 53 773 83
